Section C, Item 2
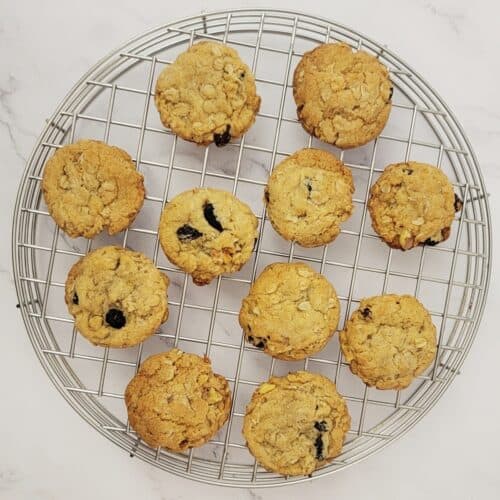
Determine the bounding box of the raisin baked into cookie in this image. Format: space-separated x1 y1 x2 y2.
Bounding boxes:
293 43 392 148
265 148 354 247
339 294 437 390
42 140 144 238
243 371 350 476
65 246 168 348
125 349 231 450
239 263 340 360
368 162 462 250
159 188 258 285
155 41 261 146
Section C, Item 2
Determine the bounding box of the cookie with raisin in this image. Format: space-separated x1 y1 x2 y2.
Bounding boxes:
155 41 261 146
339 294 437 389
368 162 461 250
65 246 168 347
239 262 340 360
243 371 350 476
159 188 258 285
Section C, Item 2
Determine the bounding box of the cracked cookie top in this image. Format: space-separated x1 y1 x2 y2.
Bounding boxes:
159 188 258 286
243 371 350 476
65 246 169 348
368 161 461 250
293 43 392 149
155 41 261 146
339 294 437 390
239 262 340 360
42 140 145 238
125 349 231 451
264 148 354 247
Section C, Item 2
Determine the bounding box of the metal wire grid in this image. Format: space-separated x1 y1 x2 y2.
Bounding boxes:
12 9 491 488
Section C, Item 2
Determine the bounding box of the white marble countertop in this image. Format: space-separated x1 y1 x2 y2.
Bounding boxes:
1 0 499 498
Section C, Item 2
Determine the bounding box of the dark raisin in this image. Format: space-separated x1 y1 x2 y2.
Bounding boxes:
314 434 324 460
305 179 313 199
361 307 372 319
264 190 270 203
239 71 246 79
454 194 463 212
105 308 126 329
214 124 231 147
389 86 394 100
424 238 439 246
72 292 79 305
314 420 327 432
176 224 203 241
248 335 266 349
403 168 413 175
203 202 223 232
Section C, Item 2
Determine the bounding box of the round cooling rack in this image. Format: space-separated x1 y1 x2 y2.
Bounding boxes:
12 9 491 488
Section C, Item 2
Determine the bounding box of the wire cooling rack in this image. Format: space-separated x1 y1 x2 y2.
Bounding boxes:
12 9 491 488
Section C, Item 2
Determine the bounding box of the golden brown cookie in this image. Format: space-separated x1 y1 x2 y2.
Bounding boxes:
293 43 392 148
42 140 144 238
264 148 354 247
65 246 168 348
125 349 231 450
339 294 437 390
243 371 350 476
159 188 258 285
155 41 261 146
368 162 462 250
239 263 340 360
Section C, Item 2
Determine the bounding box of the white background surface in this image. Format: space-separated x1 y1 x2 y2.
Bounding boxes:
1 0 499 499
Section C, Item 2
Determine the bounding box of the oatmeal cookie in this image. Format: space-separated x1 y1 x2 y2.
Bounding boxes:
65 246 168 347
243 371 350 476
155 41 261 146
158 188 258 285
264 148 354 247
125 349 231 450
368 161 462 250
42 140 144 238
239 262 340 360
293 43 392 148
339 294 437 389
